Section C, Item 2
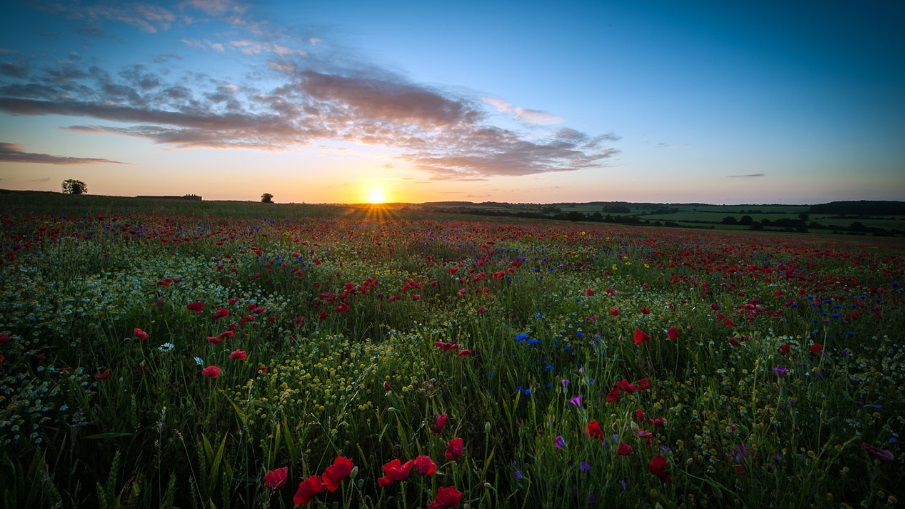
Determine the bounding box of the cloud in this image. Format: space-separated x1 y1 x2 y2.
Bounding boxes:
656 142 689 148
482 97 565 125
0 142 124 165
727 173 766 178
0 22 619 179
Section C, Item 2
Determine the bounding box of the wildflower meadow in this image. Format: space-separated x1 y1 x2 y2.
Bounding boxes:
1 198 903 508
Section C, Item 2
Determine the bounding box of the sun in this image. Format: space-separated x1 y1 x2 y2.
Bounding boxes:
367 188 385 204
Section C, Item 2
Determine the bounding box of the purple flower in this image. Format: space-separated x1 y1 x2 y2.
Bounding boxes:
619 479 626 491
569 395 583 406
561 379 570 387
580 461 591 472
555 435 565 449
773 366 789 377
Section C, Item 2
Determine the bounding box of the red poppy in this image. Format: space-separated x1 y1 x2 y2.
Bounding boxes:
584 419 604 439
609 308 620 316
94 369 111 380
427 486 463 509
445 437 464 461
378 459 414 487
321 456 353 491
229 349 247 361
615 379 637 393
777 343 791 354
413 455 438 476
728 337 740 347
435 341 459 351
862 442 894 462
605 388 621 403
206 336 223 344
648 455 672 482
432 414 448 434
293 475 326 506
585 288 595 296
633 329 650 345
667 327 679 340
616 443 633 456
383 381 392 391
0 333 8 344
186 301 204 313
478 306 487 313
640 307 650 314
263 466 288 490
809 343 823 355
213 308 229 319
201 365 222 378
134 328 149 340
455 349 472 359
638 378 650 390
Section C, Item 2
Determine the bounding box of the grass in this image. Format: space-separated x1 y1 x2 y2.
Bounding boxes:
1 193 903 508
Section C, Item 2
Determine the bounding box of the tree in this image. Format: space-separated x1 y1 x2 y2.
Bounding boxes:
261 193 274 204
62 179 87 195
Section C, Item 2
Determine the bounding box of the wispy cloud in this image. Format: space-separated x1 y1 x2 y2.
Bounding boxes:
0 142 124 165
727 173 765 178
656 142 689 148
483 97 565 125
0 4 619 180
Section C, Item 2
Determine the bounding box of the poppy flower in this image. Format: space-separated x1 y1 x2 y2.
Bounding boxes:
413 455 438 476
213 308 229 319
810 343 823 355
456 349 472 359
638 378 650 390
229 349 247 361
615 379 637 393
616 443 633 456
378 459 414 487
648 455 672 482
186 301 204 313
263 466 288 490
640 307 650 314
862 442 894 462
585 288 595 296
777 343 791 354
427 486 463 509
201 365 222 378
206 336 223 344
585 420 604 439
609 308 620 316
134 328 149 340
321 456 353 491
445 437 464 461
432 414 448 434
94 369 111 380
605 388 621 403
0 333 8 344
728 337 741 347
293 475 326 506
667 327 679 340
383 381 392 391
435 341 459 351
633 329 650 345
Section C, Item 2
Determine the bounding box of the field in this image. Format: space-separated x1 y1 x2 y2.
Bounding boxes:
1 193 904 508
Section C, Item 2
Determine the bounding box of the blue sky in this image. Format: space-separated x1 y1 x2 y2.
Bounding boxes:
1 0 903 204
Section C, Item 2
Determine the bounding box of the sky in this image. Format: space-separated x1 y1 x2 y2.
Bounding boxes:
0 0 903 205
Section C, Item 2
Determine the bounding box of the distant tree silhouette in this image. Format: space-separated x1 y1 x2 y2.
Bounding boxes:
261 193 274 203
62 179 87 195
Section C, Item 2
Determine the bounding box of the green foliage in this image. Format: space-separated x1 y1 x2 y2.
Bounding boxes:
62 179 87 195
1 195 903 508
